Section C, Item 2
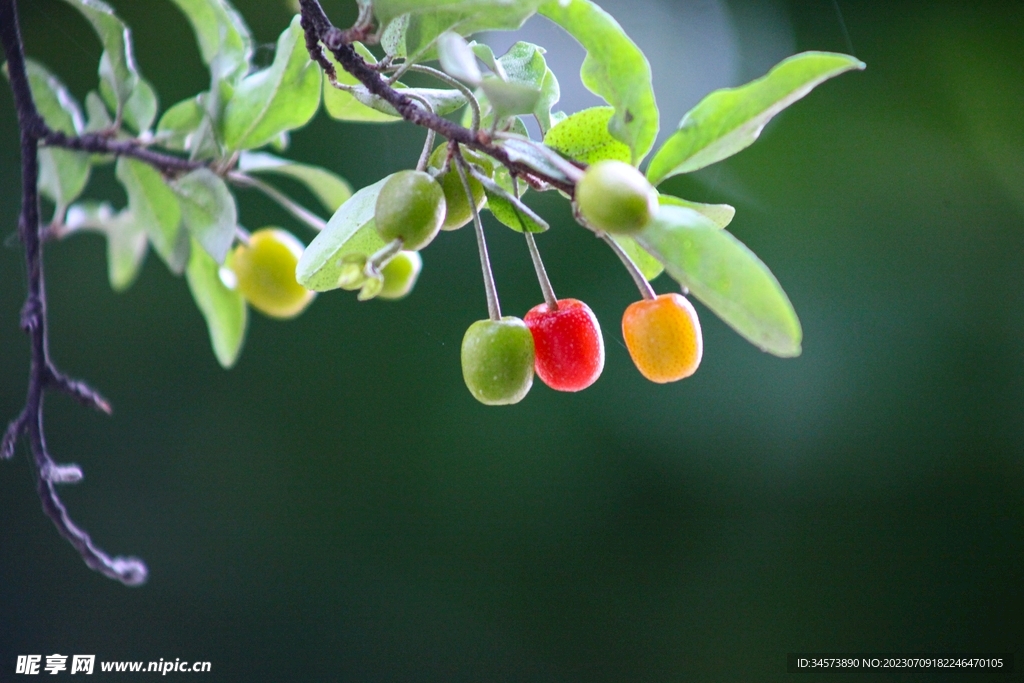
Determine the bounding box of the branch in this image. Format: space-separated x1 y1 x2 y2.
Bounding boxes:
0 0 147 586
297 0 577 195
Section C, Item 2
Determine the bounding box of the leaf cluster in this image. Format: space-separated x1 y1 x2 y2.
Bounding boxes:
13 0 863 369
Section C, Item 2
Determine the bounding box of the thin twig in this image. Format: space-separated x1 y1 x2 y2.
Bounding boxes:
601 232 656 301
0 0 147 586
297 0 577 195
454 147 501 321
228 172 327 232
396 63 482 134
524 232 558 310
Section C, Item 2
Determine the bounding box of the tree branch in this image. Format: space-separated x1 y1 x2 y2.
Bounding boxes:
0 0 147 586
297 0 577 195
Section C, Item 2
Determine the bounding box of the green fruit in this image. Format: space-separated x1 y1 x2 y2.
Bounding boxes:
428 145 492 230
378 251 422 300
230 228 315 319
575 159 658 234
374 170 446 250
461 317 535 405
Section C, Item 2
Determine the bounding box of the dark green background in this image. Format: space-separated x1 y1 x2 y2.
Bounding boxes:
1 1 1022 681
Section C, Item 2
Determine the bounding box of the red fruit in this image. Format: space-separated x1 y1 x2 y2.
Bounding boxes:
524 298 605 392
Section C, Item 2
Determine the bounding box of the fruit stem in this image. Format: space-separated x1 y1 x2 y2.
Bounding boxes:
369 237 403 270
455 149 501 321
524 232 558 310
398 63 482 134
601 232 656 301
404 91 436 173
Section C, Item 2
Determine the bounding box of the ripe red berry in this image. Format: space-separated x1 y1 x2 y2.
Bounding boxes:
524 298 605 392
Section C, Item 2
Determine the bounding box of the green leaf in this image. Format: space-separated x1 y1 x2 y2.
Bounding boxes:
60 0 139 112
612 234 662 280
636 205 801 357
658 193 735 228
499 138 578 185
83 91 113 133
167 0 253 83
18 60 90 213
350 85 468 118
186 238 247 368
112 74 157 133
485 190 547 233
115 157 185 272
238 151 352 213
322 44 402 123
476 167 545 233
474 41 558 130
540 0 658 165
380 14 410 59
543 105 631 165
646 51 866 184
171 168 238 264
375 1 543 59
222 15 322 151
437 31 482 84
296 176 391 292
156 95 205 151
534 65 560 135
66 201 148 291
479 75 541 119
470 42 505 78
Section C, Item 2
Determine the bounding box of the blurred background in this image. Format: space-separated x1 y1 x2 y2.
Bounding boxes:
1 0 1022 680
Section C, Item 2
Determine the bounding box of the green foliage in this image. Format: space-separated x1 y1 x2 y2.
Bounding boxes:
322 45 402 123
222 16 322 151
238 152 352 214
636 205 802 358
657 194 735 229
297 176 390 292
612 235 662 281
647 51 866 184
166 0 253 83
115 158 186 272
19 60 90 215
18 0 860 371
543 106 631 165
375 0 543 59
172 168 238 264
185 239 247 368
59 0 138 114
65 201 148 292
475 42 557 126
539 0 659 165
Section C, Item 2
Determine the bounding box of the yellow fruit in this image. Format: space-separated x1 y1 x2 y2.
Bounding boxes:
378 251 422 300
230 228 315 319
622 293 702 382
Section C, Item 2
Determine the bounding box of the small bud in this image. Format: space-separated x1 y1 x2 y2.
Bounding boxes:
42 463 84 484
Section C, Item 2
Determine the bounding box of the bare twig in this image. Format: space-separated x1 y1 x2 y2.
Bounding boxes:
0 0 147 586
297 0 577 195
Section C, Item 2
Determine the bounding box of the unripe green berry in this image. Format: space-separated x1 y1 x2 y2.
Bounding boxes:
428 145 492 230
461 317 535 405
575 159 658 234
378 251 422 300
374 170 446 250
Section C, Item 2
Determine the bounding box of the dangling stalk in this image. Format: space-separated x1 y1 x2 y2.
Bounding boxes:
455 149 501 321
601 232 656 301
524 232 558 310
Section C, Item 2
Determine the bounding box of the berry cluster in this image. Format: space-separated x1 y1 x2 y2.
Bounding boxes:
450 158 704 405
226 153 703 405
